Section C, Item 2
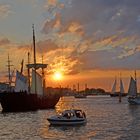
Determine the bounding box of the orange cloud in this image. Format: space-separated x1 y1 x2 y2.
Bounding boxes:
43 46 80 75
44 0 65 16
42 13 61 34
59 21 84 37
47 0 57 6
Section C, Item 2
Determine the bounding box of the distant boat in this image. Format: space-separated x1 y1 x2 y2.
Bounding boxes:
74 93 87 98
74 83 87 98
0 25 60 112
110 78 127 97
47 109 87 126
128 76 140 105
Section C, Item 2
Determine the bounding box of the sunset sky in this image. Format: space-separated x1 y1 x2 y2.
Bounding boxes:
0 0 140 91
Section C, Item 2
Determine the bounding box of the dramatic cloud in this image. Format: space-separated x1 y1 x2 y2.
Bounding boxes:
42 13 61 34
80 48 140 70
1 0 140 81
41 0 140 72
43 0 66 19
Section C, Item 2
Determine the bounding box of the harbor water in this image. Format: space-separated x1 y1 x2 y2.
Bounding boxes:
0 96 140 140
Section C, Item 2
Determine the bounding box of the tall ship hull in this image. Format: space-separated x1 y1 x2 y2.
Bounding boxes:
0 91 60 112
0 92 38 112
37 94 60 109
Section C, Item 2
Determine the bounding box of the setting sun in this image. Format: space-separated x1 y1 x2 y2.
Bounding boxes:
53 71 63 81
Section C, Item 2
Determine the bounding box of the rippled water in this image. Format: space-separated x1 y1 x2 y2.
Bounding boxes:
0 96 140 140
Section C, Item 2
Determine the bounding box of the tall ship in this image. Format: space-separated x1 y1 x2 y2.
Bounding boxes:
0 25 61 112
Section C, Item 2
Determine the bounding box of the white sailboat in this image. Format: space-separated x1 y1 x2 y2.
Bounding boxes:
110 78 117 96
128 77 140 105
110 78 126 97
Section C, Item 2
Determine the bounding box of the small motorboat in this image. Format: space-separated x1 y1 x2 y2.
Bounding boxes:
47 109 87 126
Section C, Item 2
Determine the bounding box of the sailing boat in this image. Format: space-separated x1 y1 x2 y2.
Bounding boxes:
0 25 60 112
128 75 140 105
110 77 127 97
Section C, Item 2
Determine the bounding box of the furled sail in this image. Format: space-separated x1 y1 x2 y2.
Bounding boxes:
15 70 28 92
128 77 137 97
31 69 43 95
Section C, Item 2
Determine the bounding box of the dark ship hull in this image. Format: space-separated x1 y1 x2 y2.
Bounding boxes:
37 94 60 109
0 91 60 112
110 92 127 97
0 92 38 112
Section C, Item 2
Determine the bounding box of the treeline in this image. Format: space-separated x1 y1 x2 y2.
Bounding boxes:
79 88 107 95
46 87 108 96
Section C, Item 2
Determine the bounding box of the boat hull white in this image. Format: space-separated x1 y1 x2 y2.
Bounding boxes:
47 109 87 126
47 118 87 125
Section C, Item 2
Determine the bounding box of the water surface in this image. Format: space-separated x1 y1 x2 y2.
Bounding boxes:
0 96 140 140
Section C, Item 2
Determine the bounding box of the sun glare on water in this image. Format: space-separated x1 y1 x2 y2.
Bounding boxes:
53 71 63 81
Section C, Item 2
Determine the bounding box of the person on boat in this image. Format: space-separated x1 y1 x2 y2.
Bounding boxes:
75 111 82 118
63 113 71 119
82 112 86 118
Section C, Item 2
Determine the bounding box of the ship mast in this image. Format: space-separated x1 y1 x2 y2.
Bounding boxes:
7 54 13 91
42 55 45 95
85 83 87 94
77 83 79 94
134 70 137 96
32 24 37 94
27 52 31 93
119 73 122 102
26 25 48 95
